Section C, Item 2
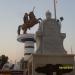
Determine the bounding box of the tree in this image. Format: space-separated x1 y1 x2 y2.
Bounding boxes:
0 55 8 69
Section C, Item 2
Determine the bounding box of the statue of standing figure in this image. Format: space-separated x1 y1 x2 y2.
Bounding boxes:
17 10 42 35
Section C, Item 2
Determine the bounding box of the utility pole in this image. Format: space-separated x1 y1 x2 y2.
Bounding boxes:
54 0 57 20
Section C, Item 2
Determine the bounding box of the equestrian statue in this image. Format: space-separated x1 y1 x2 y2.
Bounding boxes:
17 10 42 35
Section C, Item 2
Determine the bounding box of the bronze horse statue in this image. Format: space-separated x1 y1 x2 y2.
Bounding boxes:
17 11 42 35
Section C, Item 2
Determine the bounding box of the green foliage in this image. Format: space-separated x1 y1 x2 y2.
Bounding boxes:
0 55 8 69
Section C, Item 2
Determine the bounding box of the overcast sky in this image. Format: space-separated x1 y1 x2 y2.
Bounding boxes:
0 0 75 62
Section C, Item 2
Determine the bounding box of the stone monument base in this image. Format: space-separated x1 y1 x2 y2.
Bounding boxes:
26 54 75 75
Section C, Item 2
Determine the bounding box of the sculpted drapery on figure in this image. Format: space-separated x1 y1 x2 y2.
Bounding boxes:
17 10 42 35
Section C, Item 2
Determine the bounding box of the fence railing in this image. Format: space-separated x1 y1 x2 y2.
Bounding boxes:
0 70 24 75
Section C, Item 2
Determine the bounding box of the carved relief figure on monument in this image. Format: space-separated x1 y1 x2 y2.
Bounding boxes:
46 11 51 20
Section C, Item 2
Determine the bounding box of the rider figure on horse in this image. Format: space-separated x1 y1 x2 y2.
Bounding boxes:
29 11 36 20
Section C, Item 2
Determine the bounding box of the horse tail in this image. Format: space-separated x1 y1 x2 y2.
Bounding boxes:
17 25 22 35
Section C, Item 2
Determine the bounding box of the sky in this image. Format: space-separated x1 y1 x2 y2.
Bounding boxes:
0 0 75 62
